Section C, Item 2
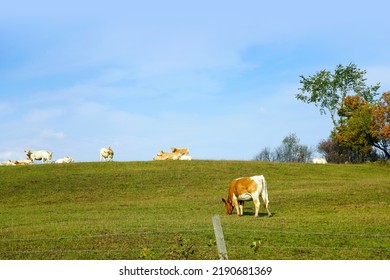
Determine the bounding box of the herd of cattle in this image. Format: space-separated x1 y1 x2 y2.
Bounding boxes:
0 146 193 166
152 147 192 161
0 149 74 166
0 145 330 217
0 147 327 166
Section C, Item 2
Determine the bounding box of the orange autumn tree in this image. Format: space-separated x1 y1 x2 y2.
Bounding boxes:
296 63 389 162
335 92 390 161
371 91 390 159
335 95 376 161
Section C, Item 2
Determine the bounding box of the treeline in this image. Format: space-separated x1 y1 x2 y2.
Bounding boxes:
296 63 389 163
255 63 390 163
254 133 313 162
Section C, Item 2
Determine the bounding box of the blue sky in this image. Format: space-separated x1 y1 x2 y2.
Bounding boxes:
1 0 390 162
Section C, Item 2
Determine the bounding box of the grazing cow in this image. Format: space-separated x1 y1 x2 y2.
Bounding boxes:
25 150 53 163
171 147 190 155
222 175 272 217
312 157 327 164
55 156 74 164
100 147 114 161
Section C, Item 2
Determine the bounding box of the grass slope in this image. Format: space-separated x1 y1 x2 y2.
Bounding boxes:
0 160 389 260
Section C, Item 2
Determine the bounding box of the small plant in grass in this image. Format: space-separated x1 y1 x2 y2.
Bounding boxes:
167 236 195 260
250 238 262 253
139 246 156 260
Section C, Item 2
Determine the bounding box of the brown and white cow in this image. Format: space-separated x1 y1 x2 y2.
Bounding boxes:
222 175 272 217
100 147 114 161
153 150 181 160
170 147 189 155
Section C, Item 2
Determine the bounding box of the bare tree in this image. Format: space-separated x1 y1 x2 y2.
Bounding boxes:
254 133 313 162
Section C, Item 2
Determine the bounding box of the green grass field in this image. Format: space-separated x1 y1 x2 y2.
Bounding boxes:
0 160 389 260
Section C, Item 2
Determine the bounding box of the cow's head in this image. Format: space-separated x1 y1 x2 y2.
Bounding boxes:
24 150 32 159
222 198 234 215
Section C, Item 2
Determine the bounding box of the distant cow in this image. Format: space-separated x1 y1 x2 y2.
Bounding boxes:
25 150 53 163
179 154 192 161
0 160 16 166
55 156 74 164
222 175 272 217
312 157 327 164
15 159 33 165
171 147 189 155
100 147 114 161
153 150 181 160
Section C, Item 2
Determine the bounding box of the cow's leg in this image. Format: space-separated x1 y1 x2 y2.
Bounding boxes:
232 199 241 216
261 193 272 217
265 204 272 217
253 198 260 217
238 201 244 216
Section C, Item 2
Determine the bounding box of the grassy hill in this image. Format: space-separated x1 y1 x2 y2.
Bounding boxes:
0 160 389 260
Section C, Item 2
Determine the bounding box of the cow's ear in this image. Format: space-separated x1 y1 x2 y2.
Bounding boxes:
222 198 226 203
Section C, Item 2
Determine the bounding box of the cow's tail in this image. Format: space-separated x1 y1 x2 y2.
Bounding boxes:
261 176 269 209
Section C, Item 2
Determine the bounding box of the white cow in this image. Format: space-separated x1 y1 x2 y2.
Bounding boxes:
312 157 327 164
55 156 74 164
179 154 192 160
100 147 114 161
25 150 53 163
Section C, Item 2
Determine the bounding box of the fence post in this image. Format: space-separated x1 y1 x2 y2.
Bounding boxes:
212 214 228 260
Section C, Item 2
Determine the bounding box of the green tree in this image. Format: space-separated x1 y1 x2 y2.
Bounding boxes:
296 63 380 127
319 92 390 162
335 95 376 162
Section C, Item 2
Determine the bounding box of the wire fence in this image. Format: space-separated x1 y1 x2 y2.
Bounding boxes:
1 227 389 258
2 228 389 242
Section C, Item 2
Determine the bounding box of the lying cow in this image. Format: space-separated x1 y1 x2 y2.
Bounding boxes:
25 150 53 163
100 147 114 161
179 154 192 160
312 157 327 164
0 160 16 166
55 156 74 164
171 147 190 155
153 150 182 160
15 159 33 165
222 175 272 217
